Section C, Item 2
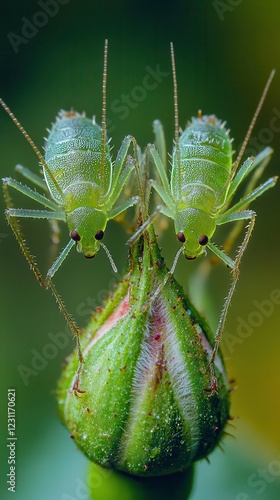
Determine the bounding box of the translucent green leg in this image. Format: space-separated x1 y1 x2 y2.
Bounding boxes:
148 144 172 200
15 164 48 191
219 176 277 222
46 239 75 280
3 177 60 211
193 169 277 303
208 210 255 392
126 198 176 247
149 178 176 211
7 208 65 219
3 175 64 250
126 206 163 246
3 182 84 393
107 136 144 229
108 196 139 220
153 119 167 169
215 150 274 253
227 147 273 201
202 171 277 390
109 135 136 202
108 159 135 207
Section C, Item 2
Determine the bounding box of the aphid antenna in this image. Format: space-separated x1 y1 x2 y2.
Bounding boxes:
231 69 275 180
0 98 63 196
170 42 182 195
100 241 118 273
101 39 108 195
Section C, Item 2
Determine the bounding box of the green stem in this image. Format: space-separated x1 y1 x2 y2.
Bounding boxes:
88 462 195 500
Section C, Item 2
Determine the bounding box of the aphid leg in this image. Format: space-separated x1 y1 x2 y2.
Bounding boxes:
195 148 275 290
106 137 142 222
109 135 139 204
3 176 64 222
146 144 176 233
15 164 48 191
209 174 278 374
5 209 81 330
208 210 256 392
16 165 62 248
47 279 85 396
149 178 175 209
6 207 65 219
108 135 153 234
46 239 75 280
5 207 46 285
108 196 139 220
120 136 146 214
221 176 278 221
148 144 173 200
7 211 85 393
3 182 85 393
221 150 275 255
43 239 85 393
226 147 273 202
126 206 163 246
3 175 63 254
127 179 176 245
153 119 167 169
3 177 60 211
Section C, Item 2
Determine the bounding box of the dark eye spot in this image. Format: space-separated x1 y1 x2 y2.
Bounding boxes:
95 230 104 240
198 235 208 246
71 230 81 241
177 232 186 243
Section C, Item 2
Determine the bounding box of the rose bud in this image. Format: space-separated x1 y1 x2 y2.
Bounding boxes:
57 227 230 476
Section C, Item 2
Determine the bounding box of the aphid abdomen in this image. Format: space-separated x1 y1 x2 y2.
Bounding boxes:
44 111 111 203
171 116 232 209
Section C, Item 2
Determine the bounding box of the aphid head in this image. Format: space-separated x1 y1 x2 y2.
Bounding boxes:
67 208 117 272
175 209 216 260
68 207 107 258
71 228 105 259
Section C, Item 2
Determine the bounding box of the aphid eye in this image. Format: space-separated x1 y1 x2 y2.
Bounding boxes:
177 232 186 243
71 230 81 241
198 235 208 246
95 230 104 240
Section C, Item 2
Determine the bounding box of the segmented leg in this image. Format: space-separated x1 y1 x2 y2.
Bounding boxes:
126 206 163 246
3 180 85 394
153 119 167 169
208 210 255 392
190 152 277 314
15 164 48 191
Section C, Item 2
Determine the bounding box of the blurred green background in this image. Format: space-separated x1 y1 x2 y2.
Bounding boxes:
1 0 280 498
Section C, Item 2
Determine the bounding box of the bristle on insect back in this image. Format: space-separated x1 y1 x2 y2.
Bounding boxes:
191 114 223 127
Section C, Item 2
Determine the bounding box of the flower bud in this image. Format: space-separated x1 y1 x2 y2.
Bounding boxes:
57 228 230 476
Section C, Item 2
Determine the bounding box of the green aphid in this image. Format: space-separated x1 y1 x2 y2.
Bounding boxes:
1 40 138 391
133 43 277 386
